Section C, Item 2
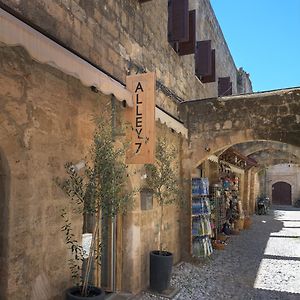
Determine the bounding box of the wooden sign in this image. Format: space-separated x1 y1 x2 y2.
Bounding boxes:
125 72 156 164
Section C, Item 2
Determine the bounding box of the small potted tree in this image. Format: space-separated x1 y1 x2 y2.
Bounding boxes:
56 115 133 299
145 138 182 293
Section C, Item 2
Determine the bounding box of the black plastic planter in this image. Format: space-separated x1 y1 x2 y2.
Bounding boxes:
66 286 105 300
149 250 173 293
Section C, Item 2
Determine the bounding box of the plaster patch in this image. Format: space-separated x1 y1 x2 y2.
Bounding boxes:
31 273 52 300
23 128 33 149
129 224 140 257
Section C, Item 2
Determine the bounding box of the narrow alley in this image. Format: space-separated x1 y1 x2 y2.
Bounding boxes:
138 206 300 300
1 2 300 299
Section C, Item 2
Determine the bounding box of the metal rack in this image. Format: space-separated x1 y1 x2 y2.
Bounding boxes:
210 184 226 238
191 178 213 257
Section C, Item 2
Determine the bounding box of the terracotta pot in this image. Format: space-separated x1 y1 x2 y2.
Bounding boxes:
216 234 228 242
212 241 225 250
234 219 244 231
243 217 252 229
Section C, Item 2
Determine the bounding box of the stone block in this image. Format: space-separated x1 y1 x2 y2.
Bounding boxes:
5 101 28 126
0 74 23 99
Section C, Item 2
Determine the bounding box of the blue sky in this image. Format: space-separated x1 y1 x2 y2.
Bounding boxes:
210 0 300 92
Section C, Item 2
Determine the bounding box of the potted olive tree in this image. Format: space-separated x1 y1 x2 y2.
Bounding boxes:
56 115 133 299
145 138 182 293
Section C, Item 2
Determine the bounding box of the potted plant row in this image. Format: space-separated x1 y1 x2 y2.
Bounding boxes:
56 115 133 299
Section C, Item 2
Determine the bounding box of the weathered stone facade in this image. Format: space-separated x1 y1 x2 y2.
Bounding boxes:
180 88 300 169
0 45 114 299
1 0 300 299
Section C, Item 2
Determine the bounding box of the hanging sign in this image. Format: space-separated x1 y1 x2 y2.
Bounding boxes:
125 72 156 164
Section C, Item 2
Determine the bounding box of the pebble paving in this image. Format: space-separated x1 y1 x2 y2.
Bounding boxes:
135 206 300 300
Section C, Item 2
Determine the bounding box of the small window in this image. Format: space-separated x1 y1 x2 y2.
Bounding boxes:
140 189 153 210
218 77 232 96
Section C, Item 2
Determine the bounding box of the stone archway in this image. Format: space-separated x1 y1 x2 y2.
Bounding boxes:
272 181 292 205
0 149 9 300
179 88 300 168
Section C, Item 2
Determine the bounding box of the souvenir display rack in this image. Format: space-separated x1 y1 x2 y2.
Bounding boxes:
219 175 241 234
209 183 226 238
191 178 213 257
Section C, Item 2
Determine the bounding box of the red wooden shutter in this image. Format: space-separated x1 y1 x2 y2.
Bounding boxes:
201 49 216 83
218 77 232 96
177 10 196 55
168 0 189 43
195 40 212 78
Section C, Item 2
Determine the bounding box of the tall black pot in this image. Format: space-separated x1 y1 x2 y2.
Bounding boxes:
66 286 105 300
149 250 173 293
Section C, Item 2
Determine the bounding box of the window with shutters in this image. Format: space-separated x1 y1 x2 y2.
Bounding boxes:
218 77 232 96
171 10 196 56
168 0 189 43
195 40 212 79
201 49 216 83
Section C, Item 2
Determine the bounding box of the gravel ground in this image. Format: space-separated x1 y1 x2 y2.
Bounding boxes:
135 206 300 300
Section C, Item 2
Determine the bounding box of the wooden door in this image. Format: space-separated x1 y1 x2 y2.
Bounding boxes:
272 182 292 205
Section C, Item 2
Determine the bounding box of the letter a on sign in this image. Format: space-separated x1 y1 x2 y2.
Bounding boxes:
125 72 156 164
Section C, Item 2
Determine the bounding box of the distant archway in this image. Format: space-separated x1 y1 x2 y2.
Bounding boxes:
272 181 292 205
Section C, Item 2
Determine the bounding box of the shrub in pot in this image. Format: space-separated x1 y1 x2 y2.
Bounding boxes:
56 115 134 299
145 138 183 293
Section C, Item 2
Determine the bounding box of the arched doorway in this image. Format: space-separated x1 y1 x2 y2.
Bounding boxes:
272 181 292 205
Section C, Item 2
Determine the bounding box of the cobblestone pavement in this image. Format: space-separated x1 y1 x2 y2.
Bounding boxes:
135 206 300 300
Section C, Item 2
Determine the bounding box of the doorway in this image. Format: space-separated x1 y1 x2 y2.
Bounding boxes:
272 181 292 205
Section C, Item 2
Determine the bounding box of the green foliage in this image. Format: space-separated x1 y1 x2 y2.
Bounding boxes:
145 138 182 252
56 115 134 296
145 138 180 206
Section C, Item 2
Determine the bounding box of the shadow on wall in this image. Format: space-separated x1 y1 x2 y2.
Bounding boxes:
0 149 10 300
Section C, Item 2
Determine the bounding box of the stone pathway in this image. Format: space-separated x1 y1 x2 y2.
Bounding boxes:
135 206 300 300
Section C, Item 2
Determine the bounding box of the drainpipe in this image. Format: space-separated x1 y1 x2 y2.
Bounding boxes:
111 95 116 292
111 216 117 292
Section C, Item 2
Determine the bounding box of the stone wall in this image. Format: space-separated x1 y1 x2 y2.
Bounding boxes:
122 123 183 293
0 45 114 299
194 0 239 96
0 44 184 298
2 0 244 112
180 89 300 170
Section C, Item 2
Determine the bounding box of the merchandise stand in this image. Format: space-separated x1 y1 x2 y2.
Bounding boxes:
209 184 226 239
222 175 241 233
191 178 213 257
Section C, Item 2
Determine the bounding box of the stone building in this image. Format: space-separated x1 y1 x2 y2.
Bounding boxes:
259 164 300 206
1 0 300 299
